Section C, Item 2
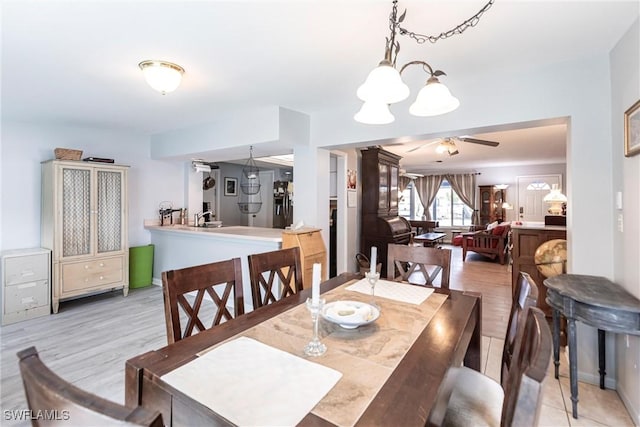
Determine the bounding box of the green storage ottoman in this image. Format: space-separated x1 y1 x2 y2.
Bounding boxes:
129 244 154 288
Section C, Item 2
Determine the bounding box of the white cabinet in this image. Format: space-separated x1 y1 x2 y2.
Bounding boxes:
41 160 129 313
1 248 51 325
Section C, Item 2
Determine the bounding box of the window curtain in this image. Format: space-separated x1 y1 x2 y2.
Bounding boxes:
399 176 411 193
414 175 444 220
445 173 479 225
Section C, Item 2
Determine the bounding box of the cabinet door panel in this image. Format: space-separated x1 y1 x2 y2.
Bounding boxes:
96 170 124 253
61 168 91 257
378 164 388 210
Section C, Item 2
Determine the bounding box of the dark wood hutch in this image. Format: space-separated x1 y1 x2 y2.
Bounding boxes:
360 147 412 276
478 185 505 225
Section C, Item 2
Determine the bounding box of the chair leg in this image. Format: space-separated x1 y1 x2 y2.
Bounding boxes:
462 248 467 261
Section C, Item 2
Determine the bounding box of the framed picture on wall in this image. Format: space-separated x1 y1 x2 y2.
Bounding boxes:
624 99 640 157
224 177 237 196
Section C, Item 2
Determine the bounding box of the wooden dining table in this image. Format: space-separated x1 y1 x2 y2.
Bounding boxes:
125 273 481 426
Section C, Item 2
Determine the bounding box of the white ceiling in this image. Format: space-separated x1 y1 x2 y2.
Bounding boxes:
2 1 638 171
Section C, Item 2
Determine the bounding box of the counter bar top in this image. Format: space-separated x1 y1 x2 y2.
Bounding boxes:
145 225 283 243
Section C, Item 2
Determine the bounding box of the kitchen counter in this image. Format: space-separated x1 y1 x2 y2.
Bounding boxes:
144 224 283 242
145 225 283 311
510 222 567 231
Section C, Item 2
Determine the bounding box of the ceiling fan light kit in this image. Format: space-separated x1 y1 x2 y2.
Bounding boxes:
354 0 493 125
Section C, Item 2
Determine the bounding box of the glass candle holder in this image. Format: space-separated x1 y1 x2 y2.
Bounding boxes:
304 298 326 357
365 271 380 309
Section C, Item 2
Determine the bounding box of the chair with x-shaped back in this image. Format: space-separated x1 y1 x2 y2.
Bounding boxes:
162 257 244 344
248 247 303 310
386 243 451 288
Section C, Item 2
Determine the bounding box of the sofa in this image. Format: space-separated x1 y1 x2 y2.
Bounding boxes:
461 222 511 265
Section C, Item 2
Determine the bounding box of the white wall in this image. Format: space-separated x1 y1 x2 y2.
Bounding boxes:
610 18 640 425
477 163 566 222
0 122 183 251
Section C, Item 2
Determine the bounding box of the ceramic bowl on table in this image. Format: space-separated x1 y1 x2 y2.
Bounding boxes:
321 301 380 329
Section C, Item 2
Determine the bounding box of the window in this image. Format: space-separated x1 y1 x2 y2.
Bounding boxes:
429 180 473 227
398 181 424 219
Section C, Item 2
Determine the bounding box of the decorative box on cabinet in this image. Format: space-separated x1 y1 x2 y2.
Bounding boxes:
282 228 327 290
41 160 129 313
1 248 51 325
478 185 505 225
511 225 567 343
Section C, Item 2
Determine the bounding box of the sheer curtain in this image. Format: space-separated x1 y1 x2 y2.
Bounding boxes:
446 173 479 225
414 175 444 220
399 176 412 193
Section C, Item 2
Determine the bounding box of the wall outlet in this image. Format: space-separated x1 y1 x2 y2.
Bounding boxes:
625 334 630 348
618 214 624 232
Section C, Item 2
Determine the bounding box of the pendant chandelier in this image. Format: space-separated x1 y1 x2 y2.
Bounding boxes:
238 146 262 214
355 0 494 124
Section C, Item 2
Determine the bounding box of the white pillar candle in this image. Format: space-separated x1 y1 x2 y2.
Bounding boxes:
370 246 377 274
312 263 321 305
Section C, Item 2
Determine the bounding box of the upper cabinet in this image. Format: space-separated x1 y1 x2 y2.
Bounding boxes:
479 185 505 225
362 147 401 217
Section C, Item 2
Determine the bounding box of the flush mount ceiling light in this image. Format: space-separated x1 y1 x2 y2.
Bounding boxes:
138 60 185 95
355 0 493 124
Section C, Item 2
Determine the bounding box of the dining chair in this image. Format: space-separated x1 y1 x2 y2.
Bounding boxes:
386 243 451 288
502 271 539 389
428 306 551 427
162 257 244 344
18 346 163 427
248 247 303 309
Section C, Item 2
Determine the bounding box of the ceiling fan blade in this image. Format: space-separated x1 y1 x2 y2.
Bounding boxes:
459 137 500 147
406 140 439 153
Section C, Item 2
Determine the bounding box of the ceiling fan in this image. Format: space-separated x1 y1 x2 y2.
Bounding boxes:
407 136 500 156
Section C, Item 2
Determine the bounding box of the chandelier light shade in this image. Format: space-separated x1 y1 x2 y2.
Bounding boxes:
353 101 395 125
356 62 410 104
354 0 493 124
408 76 460 117
138 60 185 94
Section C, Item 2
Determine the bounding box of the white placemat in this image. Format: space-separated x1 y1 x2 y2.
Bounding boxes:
161 337 342 427
345 278 434 305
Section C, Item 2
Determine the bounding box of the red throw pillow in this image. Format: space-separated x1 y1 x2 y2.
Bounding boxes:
492 225 505 236
452 235 464 246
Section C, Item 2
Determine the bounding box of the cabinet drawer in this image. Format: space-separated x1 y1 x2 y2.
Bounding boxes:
4 254 49 286
61 258 123 292
4 280 49 313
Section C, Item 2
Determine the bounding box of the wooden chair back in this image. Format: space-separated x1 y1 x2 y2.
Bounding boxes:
18 346 163 427
386 243 451 289
501 307 552 426
501 271 539 389
162 257 244 344
248 247 303 309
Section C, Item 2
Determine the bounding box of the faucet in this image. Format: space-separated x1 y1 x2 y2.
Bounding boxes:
194 211 213 227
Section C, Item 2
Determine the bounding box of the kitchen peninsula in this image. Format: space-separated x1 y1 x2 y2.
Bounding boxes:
145 225 283 311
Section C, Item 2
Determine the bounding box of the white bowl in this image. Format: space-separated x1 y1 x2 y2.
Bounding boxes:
322 301 380 329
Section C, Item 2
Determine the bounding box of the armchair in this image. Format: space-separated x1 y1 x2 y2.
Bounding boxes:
462 223 511 264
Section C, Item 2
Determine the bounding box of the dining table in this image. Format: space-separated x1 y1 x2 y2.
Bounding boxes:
125 272 481 426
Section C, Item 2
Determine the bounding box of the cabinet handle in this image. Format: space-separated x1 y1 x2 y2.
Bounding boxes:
99 276 104 280
21 270 35 277
99 263 104 267
84 265 89 269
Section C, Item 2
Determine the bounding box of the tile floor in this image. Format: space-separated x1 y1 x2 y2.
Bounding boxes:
481 336 636 426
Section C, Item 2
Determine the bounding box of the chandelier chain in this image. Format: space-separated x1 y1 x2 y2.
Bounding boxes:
395 0 495 44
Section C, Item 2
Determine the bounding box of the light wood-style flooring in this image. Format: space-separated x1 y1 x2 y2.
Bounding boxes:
0 245 634 426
